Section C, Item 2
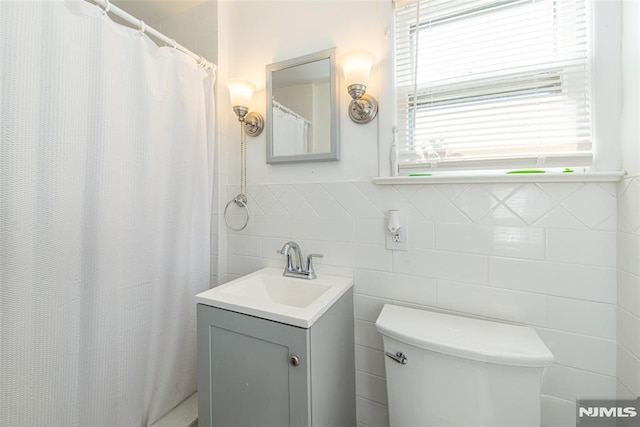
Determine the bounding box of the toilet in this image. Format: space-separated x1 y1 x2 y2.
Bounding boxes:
376 304 553 427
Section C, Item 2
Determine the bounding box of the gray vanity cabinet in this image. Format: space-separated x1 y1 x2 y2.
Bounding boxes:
197 289 355 427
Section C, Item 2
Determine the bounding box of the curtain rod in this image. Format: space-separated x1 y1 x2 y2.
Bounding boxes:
89 0 217 71
272 99 311 125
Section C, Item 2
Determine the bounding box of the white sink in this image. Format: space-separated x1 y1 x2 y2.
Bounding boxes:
196 267 353 328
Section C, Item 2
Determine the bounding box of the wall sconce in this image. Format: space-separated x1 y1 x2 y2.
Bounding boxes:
342 50 378 124
226 78 264 136
224 78 263 231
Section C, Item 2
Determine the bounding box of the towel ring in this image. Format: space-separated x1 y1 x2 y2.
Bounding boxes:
224 194 250 231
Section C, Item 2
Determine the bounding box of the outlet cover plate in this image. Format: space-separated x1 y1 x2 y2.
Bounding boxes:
385 219 408 251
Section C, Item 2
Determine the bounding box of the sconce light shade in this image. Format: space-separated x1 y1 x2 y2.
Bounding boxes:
226 78 255 109
226 78 263 137
342 50 378 124
342 50 374 88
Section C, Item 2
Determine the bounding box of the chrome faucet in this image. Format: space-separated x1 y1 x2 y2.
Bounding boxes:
278 241 323 280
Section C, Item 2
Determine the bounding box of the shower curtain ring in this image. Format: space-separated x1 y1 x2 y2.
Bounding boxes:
102 0 111 14
139 20 146 36
171 39 177 50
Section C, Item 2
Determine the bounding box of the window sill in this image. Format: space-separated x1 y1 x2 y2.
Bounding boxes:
373 171 625 185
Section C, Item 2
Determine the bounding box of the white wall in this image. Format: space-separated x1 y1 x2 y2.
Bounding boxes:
220 0 388 184
617 178 640 401
617 0 640 401
620 0 640 176
591 0 623 171
153 1 218 63
217 2 624 426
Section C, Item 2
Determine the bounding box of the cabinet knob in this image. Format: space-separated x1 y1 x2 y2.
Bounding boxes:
289 355 300 366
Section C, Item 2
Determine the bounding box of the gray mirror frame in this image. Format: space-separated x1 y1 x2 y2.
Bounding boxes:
266 48 340 164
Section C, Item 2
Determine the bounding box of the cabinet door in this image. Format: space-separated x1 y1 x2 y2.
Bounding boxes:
197 305 310 427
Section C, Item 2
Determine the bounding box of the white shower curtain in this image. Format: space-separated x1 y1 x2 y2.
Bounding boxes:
272 108 309 156
0 1 214 426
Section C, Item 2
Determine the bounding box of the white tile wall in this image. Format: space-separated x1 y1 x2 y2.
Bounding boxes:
435 223 546 259
535 328 616 376
547 296 616 339
617 176 640 398
547 229 617 267
356 371 388 405
438 280 548 326
221 180 620 427
392 248 488 284
489 257 616 303
541 395 577 427
542 365 617 401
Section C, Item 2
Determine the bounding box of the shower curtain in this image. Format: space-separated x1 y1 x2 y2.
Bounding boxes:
0 1 215 426
272 108 309 156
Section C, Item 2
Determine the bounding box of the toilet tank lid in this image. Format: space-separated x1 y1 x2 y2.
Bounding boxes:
375 305 553 368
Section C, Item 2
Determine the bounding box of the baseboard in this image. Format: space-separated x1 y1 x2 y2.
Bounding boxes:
151 392 198 427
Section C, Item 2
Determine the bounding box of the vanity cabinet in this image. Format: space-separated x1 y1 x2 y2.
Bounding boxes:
197 289 354 427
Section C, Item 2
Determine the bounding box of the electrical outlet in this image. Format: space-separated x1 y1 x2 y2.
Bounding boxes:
386 220 408 251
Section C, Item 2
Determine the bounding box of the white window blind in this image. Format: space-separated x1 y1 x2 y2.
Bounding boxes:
394 0 591 172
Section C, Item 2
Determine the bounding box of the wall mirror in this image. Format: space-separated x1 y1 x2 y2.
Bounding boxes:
266 48 339 163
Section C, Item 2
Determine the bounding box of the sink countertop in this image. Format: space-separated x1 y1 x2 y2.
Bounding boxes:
196 267 353 328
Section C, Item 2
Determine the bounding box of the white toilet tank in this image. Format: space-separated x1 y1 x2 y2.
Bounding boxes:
376 304 553 427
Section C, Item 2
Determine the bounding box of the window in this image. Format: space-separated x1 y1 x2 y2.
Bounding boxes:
394 0 591 173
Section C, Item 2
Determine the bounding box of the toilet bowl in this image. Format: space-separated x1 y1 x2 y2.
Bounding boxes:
376 304 553 427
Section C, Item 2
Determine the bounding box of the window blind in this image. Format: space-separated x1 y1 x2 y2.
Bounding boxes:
394 0 591 172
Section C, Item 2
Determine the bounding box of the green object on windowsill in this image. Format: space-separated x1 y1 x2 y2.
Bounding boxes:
506 168 575 174
506 170 545 174
409 173 433 177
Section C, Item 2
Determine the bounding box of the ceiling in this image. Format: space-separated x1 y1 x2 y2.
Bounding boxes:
111 0 207 25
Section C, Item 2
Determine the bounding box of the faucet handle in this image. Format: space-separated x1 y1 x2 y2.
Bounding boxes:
306 253 323 277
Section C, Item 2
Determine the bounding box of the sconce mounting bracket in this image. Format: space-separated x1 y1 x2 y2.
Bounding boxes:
348 94 378 124
244 112 264 137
